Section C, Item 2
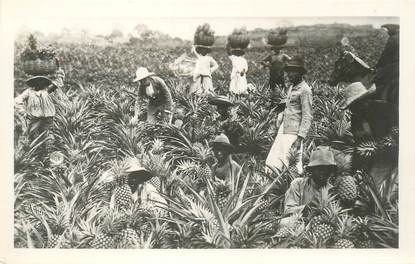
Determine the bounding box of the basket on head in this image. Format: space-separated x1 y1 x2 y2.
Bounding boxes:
227 28 250 50
266 29 288 48
194 23 215 47
23 58 58 76
25 75 53 88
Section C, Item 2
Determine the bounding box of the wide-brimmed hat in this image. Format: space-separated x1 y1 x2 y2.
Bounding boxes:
209 133 235 152
208 95 235 107
307 146 337 168
133 67 155 82
124 157 153 180
26 76 52 88
284 55 307 73
340 82 375 110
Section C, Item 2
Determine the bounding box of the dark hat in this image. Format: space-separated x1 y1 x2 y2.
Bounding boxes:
209 133 235 152
125 157 154 181
284 55 307 73
208 95 235 107
381 24 399 35
25 76 53 88
306 146 337 168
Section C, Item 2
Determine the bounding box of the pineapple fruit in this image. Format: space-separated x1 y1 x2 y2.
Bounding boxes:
198 164 212 179
336 175 357 202
333 238 355 248
114 184 132 209
91 233 115 249
149 176 161 191
312 221 335 241
215 181 230 211
116 228 139 248
355 240 373 248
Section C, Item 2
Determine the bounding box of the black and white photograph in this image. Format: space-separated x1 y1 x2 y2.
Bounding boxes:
2 0 415 263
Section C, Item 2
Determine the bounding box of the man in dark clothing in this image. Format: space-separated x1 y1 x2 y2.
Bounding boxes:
132 67 173 124
261 46 291 92
341 82 398 190
374 24 399 106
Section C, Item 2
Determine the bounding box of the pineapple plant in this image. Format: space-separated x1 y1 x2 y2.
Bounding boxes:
88 208 127 249
44 200 71 248
332 215 356 249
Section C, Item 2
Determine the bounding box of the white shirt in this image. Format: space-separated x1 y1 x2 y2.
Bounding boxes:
193 55 218 78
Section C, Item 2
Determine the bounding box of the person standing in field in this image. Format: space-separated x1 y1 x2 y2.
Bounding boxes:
132 67 173 124
265 55 313 175
190 45 219 96
261 45 291 93
227 45 249 96
340 82 398 192
14 62 65 145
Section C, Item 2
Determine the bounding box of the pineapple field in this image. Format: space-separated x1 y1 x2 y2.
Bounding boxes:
13 25 399 249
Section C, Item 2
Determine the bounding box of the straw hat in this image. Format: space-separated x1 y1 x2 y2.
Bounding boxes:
307 146 337 168
284 55 307 73
340 82 375 110
124 157 153 180
26 76 52 88
133 67 155 82
208 95 235 107
209 133 235 152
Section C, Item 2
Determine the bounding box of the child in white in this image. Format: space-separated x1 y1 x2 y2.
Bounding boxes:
228 49 248 95
190 45 219 95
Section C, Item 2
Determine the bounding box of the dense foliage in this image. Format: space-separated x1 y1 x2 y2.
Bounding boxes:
13 25 397 249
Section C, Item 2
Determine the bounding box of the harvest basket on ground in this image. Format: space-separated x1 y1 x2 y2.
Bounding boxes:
194 23 215 47
266 29 288 47
227 28 250 50
20 34 58 76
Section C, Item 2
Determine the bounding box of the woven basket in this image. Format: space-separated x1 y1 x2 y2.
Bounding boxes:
194 34 215 46
267 32 288 46
22 58 57 76
228 34 250 49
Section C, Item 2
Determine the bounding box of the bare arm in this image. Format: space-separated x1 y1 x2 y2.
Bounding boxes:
210 57 219 74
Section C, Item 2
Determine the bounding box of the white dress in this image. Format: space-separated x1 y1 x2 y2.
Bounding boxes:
229 55 248 95
191 55 218 95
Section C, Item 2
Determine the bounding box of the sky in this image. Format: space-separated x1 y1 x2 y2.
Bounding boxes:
6 0 399 40
16 17 399 40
